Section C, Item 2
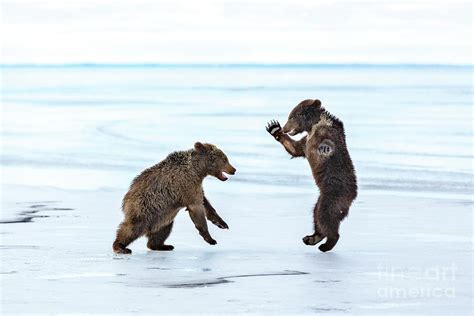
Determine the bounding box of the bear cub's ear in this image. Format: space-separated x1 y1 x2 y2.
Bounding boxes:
194 142 207 153
313 99 321 107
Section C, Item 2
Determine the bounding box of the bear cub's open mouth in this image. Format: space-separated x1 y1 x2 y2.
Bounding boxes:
217 167 236 181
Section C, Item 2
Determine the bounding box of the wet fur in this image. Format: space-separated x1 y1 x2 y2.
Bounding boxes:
270 99 357 252
112 142 235 254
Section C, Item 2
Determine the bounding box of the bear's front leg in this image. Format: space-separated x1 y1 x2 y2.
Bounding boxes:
266 120 307 158
187 204 217 245
203 195 229 229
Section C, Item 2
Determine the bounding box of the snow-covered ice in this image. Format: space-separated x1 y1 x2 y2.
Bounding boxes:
1 65 472 314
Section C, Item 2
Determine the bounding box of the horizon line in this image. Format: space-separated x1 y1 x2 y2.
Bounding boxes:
1 62 472 68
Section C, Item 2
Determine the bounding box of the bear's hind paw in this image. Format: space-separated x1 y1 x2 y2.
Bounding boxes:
302 234 323 246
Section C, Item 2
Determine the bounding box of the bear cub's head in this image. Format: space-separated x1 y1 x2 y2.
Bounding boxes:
194 142 236 181
282 99 322 136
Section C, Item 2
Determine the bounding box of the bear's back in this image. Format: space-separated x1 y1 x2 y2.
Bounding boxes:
129 150 193 189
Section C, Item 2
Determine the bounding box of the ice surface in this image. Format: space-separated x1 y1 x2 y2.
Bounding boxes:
1 65 472 314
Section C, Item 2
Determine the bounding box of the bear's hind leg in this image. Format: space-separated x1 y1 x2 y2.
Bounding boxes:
147 221 174 251
303 198 324 246
319 233 339 252
317 214 340 252
314 197 341 252
113 220 145 254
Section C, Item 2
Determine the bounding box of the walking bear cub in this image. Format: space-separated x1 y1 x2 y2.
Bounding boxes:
113 142 236 254
266 99 357 252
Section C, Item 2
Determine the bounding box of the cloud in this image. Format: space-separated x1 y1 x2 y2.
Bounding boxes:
1 0 472 64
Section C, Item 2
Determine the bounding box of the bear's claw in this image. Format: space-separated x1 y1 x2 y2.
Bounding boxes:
157 244 174 251
266 120 282 137
206 238 217 245
114 247 132 254
213 220 229 229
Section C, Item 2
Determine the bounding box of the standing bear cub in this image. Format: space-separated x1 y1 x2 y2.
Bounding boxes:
113 142 236 254
266 99 357 252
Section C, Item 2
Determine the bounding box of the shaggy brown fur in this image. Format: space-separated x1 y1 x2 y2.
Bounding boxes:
266 99 357 252
112 142 236 254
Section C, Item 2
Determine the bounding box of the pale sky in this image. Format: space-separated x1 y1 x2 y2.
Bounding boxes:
0 0 472 64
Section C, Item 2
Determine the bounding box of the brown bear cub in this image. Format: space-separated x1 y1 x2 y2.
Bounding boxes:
112 142 236 254
266 99 357 252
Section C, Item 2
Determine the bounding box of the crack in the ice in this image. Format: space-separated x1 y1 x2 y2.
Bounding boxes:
0 245 40 250
0 217 34 224
0 202 74 224
16 201 59 205
164 270 308 288
166 279 233 288
312 307 347 313
29 204 48 208
46 208 74 211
